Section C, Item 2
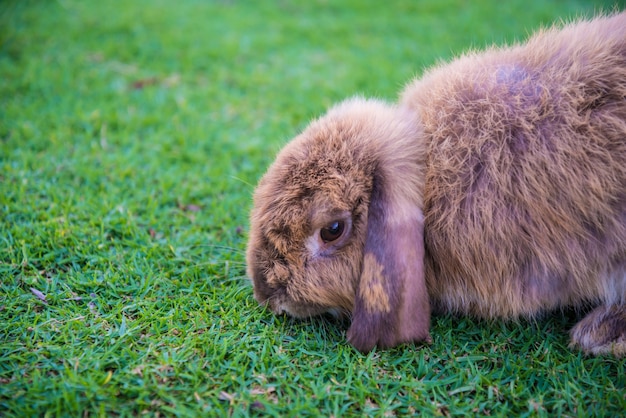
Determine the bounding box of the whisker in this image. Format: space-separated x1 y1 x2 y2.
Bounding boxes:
184 243 246 254
230 175 257 190
222 274 250 282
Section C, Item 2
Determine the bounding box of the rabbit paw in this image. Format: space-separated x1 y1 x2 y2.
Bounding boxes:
570 304 626 357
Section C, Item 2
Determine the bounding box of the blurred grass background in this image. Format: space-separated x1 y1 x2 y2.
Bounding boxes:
1 0 624 416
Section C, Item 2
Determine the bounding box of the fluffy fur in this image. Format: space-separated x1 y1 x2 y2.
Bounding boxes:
247 13 626 355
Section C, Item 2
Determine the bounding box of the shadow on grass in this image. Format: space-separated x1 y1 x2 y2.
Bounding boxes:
261 304 593 357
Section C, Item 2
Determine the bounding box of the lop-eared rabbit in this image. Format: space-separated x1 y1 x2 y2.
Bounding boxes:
246 13 626 355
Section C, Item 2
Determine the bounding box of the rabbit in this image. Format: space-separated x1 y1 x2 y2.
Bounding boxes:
246 13 626 355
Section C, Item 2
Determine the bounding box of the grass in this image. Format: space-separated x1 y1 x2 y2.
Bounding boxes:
1 0 625 416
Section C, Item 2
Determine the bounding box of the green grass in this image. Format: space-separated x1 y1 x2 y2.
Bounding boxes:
1 0 625 416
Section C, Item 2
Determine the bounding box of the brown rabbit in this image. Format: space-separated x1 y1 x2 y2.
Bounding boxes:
246 13 626 355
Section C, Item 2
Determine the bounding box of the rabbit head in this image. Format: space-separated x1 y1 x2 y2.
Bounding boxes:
246 98 431 352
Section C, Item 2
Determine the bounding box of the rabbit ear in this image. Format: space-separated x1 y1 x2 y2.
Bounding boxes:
347 175 431 352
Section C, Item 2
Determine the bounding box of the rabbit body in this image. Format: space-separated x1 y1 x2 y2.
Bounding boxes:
247 13 626 355
401 13 626 321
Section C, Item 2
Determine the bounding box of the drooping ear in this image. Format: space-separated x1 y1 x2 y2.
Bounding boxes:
347 173 431 352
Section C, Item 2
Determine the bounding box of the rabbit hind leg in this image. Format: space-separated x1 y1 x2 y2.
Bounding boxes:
570 304 626 357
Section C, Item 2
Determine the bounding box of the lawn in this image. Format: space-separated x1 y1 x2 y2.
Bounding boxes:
1 0 625 416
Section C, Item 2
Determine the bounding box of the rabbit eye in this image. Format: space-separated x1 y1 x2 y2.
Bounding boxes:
320 220 345 243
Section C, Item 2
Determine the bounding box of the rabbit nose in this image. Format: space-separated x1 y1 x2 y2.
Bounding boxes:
272 304 285 315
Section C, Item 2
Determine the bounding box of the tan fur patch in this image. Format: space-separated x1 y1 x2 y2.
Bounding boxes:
359 253 390 313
